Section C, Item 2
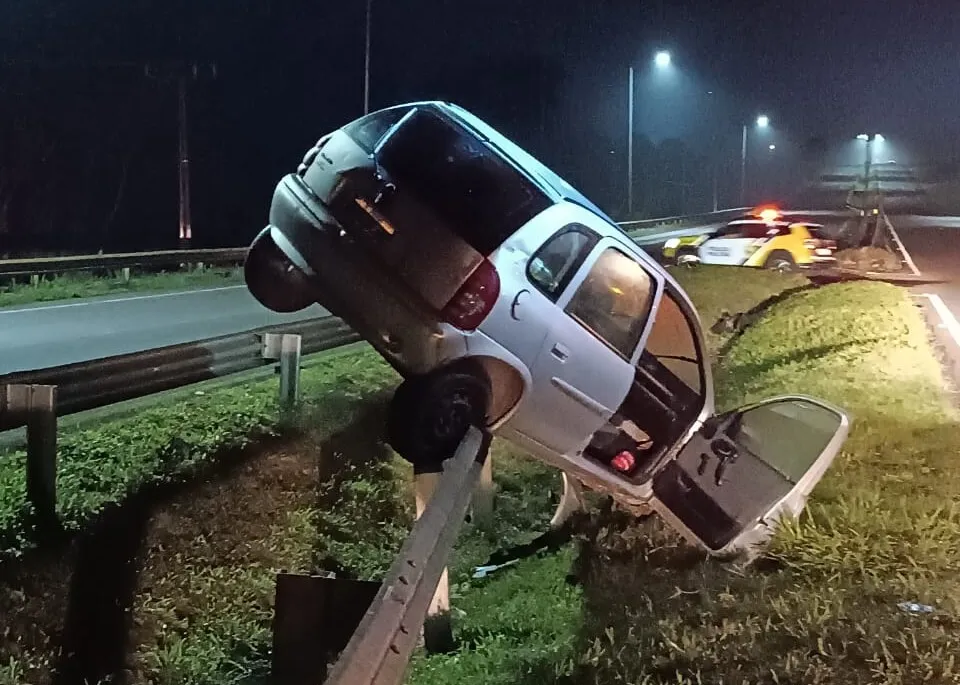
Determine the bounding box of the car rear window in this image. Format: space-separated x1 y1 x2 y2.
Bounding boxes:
375 107 552 255
342 105 414 153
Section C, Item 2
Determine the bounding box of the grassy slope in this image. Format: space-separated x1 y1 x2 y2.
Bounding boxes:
0 268 243 308
0 348 395 558
408 271 960 684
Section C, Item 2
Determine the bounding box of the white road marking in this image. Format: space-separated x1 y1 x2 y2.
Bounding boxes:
884 217 922 276
0 286 245 315
923 293 960 348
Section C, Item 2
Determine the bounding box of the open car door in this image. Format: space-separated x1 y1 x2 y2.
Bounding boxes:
650 395 850 555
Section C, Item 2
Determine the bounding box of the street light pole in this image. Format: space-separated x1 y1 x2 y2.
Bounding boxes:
739 123 748 206
363 0 372 115
627 66 635 217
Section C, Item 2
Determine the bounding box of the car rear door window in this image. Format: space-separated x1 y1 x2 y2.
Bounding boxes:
565 247 654 359
376 107 552 255
527 226 598 300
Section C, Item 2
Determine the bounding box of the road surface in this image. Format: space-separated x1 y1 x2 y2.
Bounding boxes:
0 285 328 375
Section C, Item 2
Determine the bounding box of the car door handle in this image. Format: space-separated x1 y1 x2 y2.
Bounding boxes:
550 343 570 361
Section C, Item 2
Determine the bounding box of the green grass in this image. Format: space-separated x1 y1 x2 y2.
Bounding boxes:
669 264 809 356
0 347 398 559
405 278 960 684
0 267 243 308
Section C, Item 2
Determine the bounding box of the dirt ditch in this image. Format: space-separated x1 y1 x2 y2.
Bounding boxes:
0 390 397 685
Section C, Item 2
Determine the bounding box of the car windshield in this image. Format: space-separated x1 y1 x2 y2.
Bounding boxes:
375 107 552 255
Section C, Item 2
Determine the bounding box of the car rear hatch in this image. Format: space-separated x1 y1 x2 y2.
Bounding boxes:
300 104 552 314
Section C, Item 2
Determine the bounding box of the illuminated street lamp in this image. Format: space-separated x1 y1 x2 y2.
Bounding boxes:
858 133 885 191
627 49 674 215
740 114 772 205
768 144 777 151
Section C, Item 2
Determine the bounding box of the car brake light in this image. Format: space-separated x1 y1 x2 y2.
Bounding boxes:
441 259 501 331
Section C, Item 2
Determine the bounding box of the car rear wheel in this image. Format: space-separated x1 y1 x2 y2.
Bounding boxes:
386 363 491 471
244 227 316 313
764 250 796 273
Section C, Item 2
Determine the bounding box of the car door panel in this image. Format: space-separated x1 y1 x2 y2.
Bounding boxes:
507 236 663 457
650 395 850 554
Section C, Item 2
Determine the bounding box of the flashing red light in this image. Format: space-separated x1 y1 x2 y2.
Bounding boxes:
756 207 781 223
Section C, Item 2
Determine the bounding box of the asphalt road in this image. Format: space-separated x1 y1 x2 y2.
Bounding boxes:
0 285 328 374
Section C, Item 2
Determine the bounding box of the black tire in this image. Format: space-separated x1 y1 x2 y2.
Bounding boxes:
244 227 316 313
386 363 491 471
763 250 796 273
674 246 699 267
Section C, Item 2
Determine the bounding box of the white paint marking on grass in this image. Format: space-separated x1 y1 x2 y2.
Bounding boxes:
924 293 960 348
0 285 245 315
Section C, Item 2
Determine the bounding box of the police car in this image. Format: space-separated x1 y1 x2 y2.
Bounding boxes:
662 210 837 272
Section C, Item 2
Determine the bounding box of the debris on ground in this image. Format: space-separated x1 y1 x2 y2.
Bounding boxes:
835 246 904 273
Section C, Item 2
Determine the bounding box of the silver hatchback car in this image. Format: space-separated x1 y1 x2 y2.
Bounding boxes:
245 101 850 554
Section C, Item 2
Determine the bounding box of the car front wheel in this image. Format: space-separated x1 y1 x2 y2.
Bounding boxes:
386 363 491 471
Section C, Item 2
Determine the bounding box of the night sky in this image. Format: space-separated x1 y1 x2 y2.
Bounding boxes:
0 0 957 253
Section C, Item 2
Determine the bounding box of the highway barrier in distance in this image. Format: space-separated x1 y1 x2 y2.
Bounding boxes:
0 316 358 428
0 248 248 278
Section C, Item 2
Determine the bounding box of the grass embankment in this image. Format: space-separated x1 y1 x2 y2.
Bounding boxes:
409 270 960 684
0 348 400 683
0 268 243 308
2 266 954 684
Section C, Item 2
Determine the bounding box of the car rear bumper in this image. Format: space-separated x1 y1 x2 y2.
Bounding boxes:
267 174 457 376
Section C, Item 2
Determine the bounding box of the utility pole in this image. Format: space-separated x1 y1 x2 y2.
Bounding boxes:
739 123 748 206
627 66 635 217
177 74 191 247
363 0 373 115
146 62 216 248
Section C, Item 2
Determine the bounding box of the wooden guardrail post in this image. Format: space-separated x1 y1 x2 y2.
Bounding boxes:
413 466 455 654
470 454 495 529
3 385 59 528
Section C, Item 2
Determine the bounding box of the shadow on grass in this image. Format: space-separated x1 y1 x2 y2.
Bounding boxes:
722 336 885 380
713 283 820 359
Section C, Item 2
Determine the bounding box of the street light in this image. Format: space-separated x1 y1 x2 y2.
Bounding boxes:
363 0 373 114
857 133 885 191
768 144 776 151
627 49 674 215
740 114 772 205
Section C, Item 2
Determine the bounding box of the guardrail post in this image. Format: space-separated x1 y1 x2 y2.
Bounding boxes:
413 466 455 654
4 385 59 529
121 267 131 283
30 274 40 288
279 334 302 416
470 454 495 529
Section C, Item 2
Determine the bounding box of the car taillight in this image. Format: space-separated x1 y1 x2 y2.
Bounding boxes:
441 259 501 331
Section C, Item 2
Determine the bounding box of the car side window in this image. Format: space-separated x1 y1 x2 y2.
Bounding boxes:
565 247 654 359
527 226 598 300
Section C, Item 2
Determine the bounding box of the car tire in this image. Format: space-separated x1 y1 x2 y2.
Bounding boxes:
675 246 699 267
244 227 316 313
764 250 796 273
386 363 491 471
